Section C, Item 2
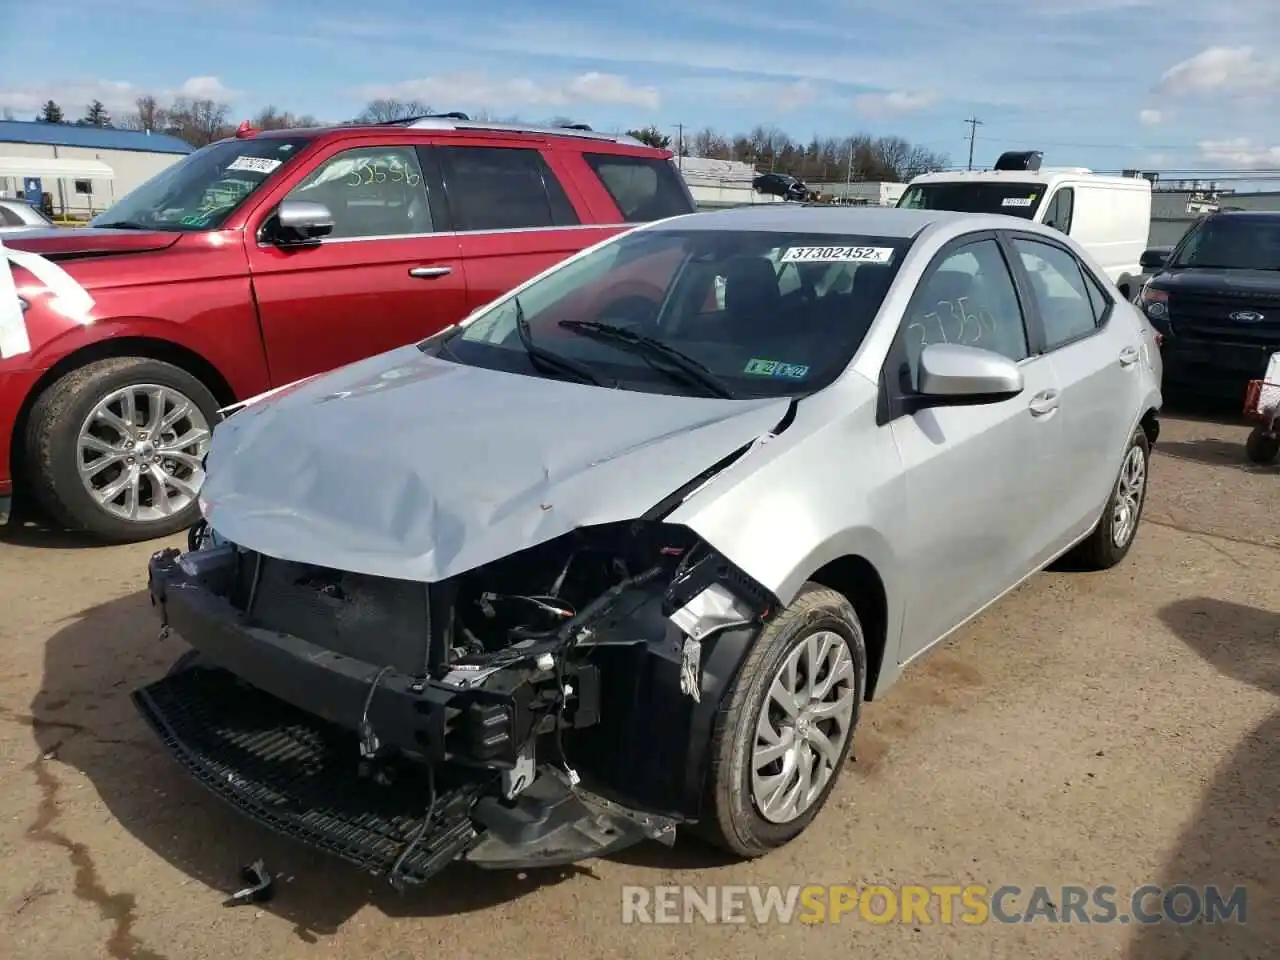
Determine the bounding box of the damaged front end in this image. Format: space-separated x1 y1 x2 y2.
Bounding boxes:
134 518 775 885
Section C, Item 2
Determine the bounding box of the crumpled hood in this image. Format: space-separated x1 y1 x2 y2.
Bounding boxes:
201 346 791 582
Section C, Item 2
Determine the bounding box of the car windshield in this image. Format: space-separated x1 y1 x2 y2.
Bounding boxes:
899 182 1046 219
429 227 910 398
1168 216 1280 270
92 137 310 231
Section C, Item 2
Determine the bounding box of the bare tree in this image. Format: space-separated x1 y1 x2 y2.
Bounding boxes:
691 127 732 159
253 105 319 130
1 107 15 121
163 97 232 146
354 99 431 123
120 95 166 133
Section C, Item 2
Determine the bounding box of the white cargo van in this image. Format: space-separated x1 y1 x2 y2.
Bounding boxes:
898 151 1153 299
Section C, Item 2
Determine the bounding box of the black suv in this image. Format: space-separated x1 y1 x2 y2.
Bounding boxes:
1136 210 1280 396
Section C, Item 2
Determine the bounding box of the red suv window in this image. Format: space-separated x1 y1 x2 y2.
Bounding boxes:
583 153 693 223
436 145 579 231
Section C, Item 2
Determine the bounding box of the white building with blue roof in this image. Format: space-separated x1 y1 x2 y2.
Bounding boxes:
0 119 193 218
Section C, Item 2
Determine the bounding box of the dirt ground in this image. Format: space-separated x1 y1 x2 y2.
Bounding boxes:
0 403 1276 960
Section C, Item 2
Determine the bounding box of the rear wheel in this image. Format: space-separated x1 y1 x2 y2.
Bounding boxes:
1068 428 1150 570
24 357 218 542
698 584 865 857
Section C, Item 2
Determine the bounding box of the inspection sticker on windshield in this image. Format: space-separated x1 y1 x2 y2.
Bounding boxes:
744 358 809 379
226 156 283 175
780 245 894 264
1001 196 1035 207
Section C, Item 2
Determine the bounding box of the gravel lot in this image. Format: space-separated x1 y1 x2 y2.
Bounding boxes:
0 404 1275 960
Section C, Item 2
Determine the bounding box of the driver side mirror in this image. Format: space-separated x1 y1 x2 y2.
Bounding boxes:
272 199 334 245
911 343 1024 408
1139 247 1170 271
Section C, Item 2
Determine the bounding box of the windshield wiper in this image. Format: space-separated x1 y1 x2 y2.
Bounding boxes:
93 220 151 230
557 320 736 399
514 299 611 387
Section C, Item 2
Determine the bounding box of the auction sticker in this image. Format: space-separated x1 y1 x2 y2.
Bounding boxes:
780 245 894 264
1001 196 1035 208
226 155 283 174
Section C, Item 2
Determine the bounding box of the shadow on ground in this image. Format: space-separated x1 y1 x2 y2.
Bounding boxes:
24 591 737 945
1159 391 1251 428
1154 437 1278 472
1126 598 1279 959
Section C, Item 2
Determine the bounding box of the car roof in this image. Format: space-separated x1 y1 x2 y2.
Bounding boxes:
654 204 1003 238
246 118 655 152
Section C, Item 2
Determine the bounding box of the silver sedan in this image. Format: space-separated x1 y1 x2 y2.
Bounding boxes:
136 204 1163 882
0 197 55 232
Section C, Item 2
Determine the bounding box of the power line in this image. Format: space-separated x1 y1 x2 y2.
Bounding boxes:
964 115 983 171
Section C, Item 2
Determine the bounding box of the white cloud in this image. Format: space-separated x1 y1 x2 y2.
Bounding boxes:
1138 108 1163 125
355 71 660 112
175 76 235 101
1158 46 1280 96
852 90 937 118
0 75 240 117
1198 138 1280 169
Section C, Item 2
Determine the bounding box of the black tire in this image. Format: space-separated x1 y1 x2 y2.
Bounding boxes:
1068 428 1151 570
698 583 866 858
24 357 220 543
1245 426 1279 464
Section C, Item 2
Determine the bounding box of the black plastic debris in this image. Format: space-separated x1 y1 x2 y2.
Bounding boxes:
224 859 274 906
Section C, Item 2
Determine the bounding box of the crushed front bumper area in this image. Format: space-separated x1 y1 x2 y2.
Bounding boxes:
135 544 689 884
134 663 675 883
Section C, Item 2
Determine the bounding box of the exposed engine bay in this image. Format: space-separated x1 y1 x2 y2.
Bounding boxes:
136 518 776 885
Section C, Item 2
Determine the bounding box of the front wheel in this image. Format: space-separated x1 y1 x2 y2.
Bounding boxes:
24 357 219 542
698 583 866 858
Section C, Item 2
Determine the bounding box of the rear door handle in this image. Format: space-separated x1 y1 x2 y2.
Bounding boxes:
409 266 452 279
1118 346 1140 367
1028 389 1059 417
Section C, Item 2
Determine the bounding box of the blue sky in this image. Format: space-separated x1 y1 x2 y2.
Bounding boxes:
3 0 1279 178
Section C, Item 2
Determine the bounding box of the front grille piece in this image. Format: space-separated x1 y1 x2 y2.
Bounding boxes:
133 664 489 883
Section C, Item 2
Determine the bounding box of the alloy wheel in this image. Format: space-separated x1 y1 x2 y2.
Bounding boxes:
76 383 211 522
1111 444 1147 548
751 630 857 824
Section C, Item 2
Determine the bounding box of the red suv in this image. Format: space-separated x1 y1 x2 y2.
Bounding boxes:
0 115 695 541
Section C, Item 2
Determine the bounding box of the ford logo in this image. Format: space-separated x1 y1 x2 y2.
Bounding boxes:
1229 310 1264 323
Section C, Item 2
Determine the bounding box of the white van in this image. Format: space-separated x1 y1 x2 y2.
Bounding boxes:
898 151 1153 300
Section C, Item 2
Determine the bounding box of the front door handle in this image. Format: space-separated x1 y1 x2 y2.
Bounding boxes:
1118 345 1140 368
1028 389 1059 417
409 266 452 279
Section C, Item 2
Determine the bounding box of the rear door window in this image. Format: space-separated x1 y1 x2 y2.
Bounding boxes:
1011 237 1100 348
583 153 694 222
436 146 579 231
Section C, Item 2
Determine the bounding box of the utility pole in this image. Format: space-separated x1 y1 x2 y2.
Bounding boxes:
676 122 684 170
845 141 854 204
964 115 983 171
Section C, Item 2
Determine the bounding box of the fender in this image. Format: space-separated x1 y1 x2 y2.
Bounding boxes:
1 237 96 360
